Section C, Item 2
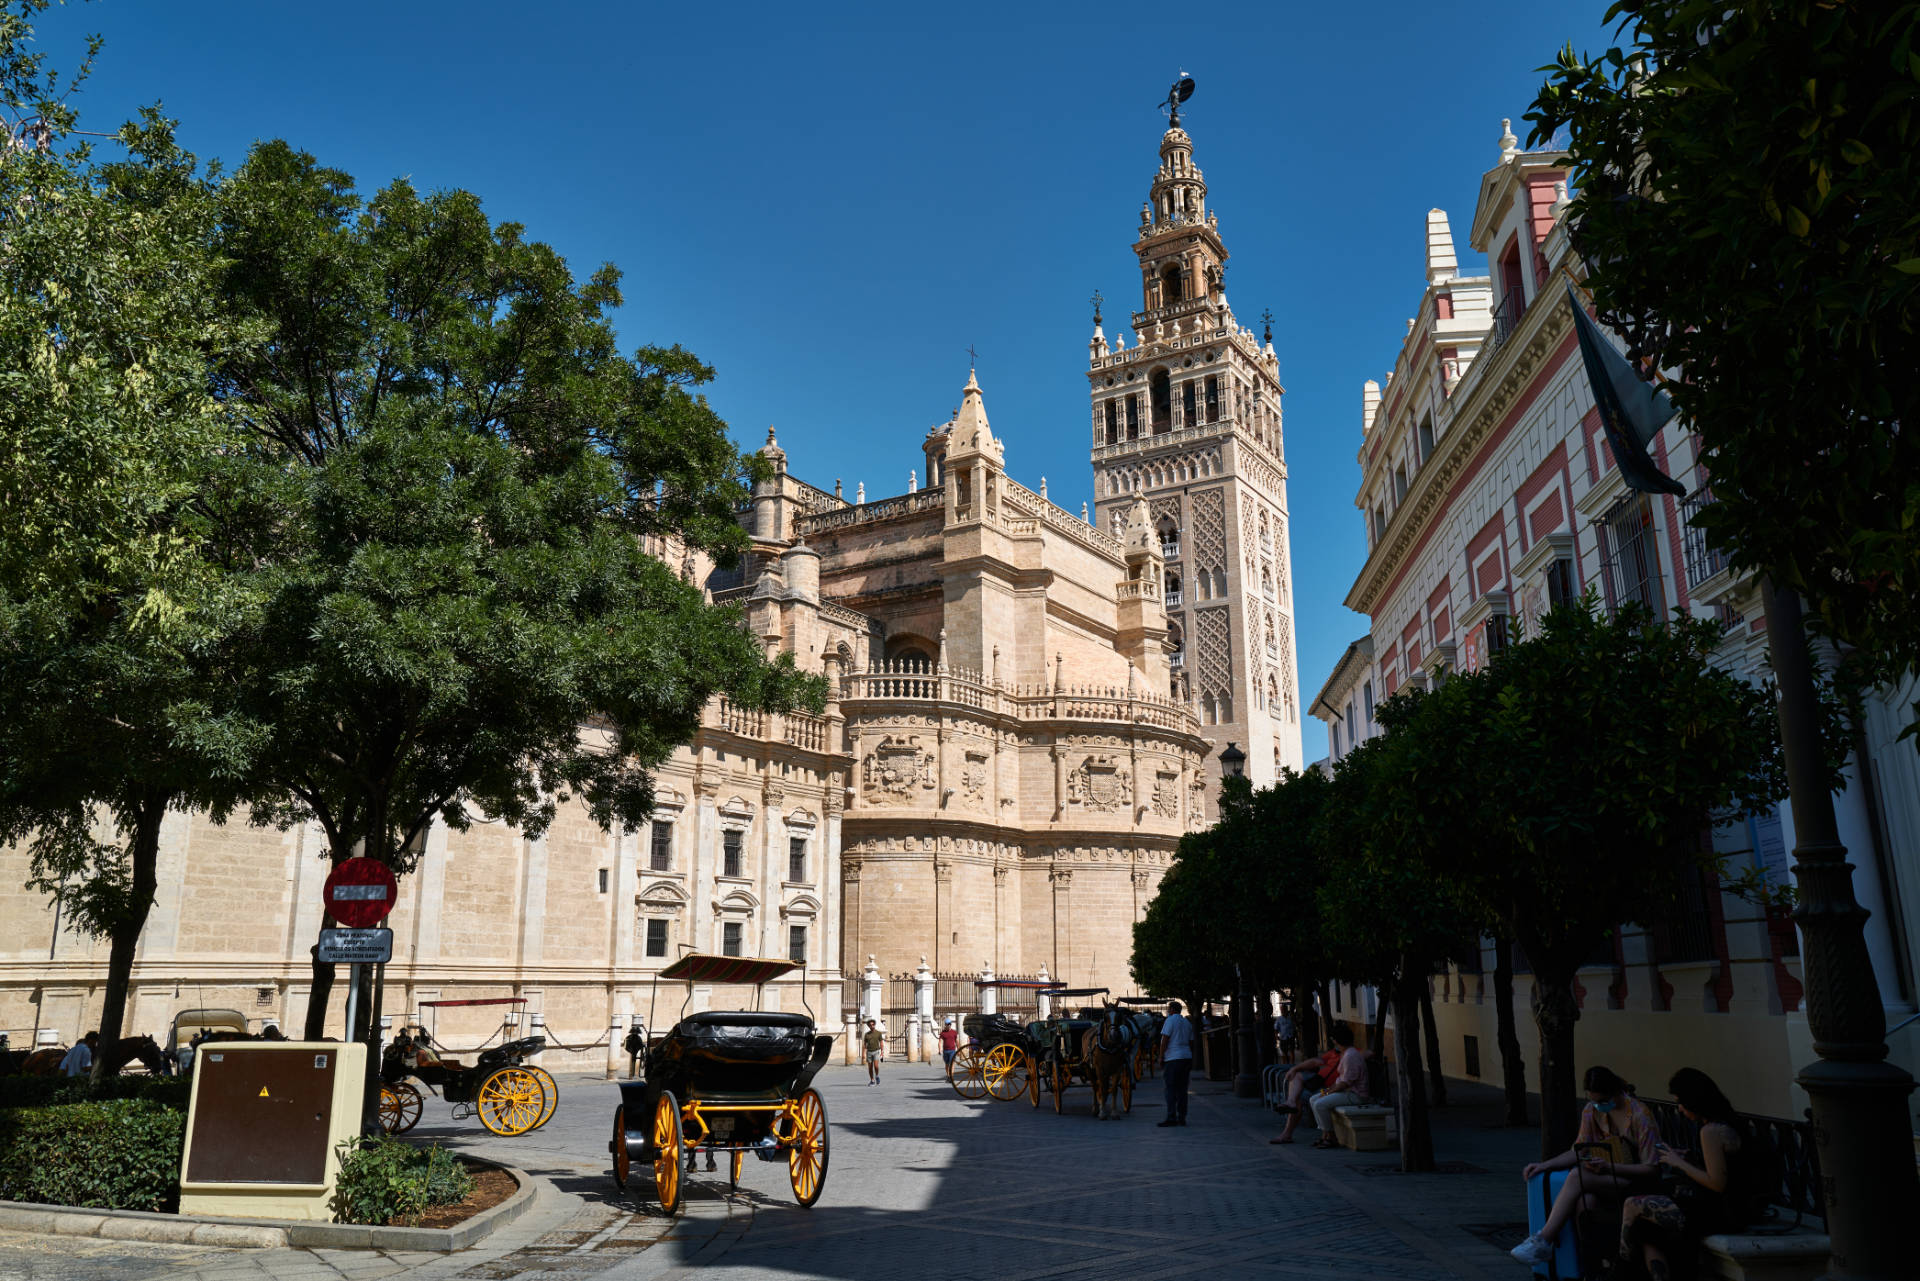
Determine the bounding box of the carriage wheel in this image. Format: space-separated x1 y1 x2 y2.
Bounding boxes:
378 1082 422 1134
527 1066 559 1132
949 1045 989 1100
729 1149 745 1192
652 1091 683 1215
983 1044 1031 1102
1051 1059 1067 1114
476 1067 544 1137
1119 1062 1134 1114
787 1088 829 1208
610 1104 631 1191
1133 1039 1156 1081
1028 1052 1042 1108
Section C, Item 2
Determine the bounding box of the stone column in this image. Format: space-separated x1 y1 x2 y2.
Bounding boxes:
1050 867 1073 985
1051 744 1066 822
1036 965 1052 1020
933 856 954 973
844 1010 862 1065
840 854 861 983
861 955 882 1025
979 962 998 1016
606 1016 625 1080
914 956 936 1061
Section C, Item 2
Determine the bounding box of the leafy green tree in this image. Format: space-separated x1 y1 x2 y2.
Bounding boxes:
1468 604 1785 1152
1527 0 1920 732
0 8 259 1075
204 144 822 1036
1319 731 1485 1171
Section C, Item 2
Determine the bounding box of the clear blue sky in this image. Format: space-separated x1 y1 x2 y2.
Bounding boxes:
62 0 1616 718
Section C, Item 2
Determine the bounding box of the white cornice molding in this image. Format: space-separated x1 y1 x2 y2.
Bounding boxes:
1459 589 1511 635
1513 531 1574 582
1345 288 1575 617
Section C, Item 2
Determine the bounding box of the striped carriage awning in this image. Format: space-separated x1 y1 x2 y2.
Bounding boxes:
974 978 1064 990
418 997 527 1008
657 953 801 986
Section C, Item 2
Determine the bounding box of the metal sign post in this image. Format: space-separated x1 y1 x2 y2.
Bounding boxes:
320 860 397 1136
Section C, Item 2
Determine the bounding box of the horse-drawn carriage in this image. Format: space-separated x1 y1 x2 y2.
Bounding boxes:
948 988 1156 1119
379 998 556 1138
949 1011 1041 1105
1113 996 1166 1081
610 954 832 1215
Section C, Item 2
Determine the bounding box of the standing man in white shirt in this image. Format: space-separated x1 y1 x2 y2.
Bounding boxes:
1156 1001 1194 1127
60 1030 99 1078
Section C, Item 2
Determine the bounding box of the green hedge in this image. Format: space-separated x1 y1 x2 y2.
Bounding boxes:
0 1074 190 1112
0 1100 186 1211
330 1136 475 1226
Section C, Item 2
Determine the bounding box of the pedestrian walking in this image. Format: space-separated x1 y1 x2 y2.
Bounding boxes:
939 1017 959 1076
1275 1009 1297 1061
1156 1000 1194 1127
863 1018 886 1084
59 1030 98 1078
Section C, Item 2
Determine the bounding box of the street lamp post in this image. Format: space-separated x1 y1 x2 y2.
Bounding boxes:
1217 743 1260 1098
1762 582 1917 1280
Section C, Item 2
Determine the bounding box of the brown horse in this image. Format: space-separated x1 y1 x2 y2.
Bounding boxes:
1079 1005 1134 1120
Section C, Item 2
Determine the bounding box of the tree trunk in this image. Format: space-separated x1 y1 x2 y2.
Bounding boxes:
1394 962 1434 1171
1493 936 1528 1127
302 907 340 1040
1419 979 1448 1107
89 792 169 1084
1532 969 1581 1157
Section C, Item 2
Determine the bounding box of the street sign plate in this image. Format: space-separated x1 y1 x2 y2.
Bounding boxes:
322 858 398 928
317 927 393 965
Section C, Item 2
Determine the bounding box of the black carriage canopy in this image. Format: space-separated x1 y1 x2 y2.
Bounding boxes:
1043 987 1111 998
656 954 802 986
972 978 1063 989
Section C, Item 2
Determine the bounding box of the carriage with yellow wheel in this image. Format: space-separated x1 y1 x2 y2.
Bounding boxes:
610 954 832 1215
377 998 557 1138
949 1012 1041 1106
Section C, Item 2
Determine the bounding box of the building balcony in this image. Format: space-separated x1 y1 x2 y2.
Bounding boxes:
1164 591 1182 609
840 663 1199 734
1680 488 1731 592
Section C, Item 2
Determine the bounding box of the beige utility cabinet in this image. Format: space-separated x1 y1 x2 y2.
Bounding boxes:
178 1041 367 1221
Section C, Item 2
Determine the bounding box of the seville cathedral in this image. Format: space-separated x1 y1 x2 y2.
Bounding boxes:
0 115 1303 1066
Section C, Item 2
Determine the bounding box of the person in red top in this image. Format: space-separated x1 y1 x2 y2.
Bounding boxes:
939 1018 960 1077
1270 1043 1344 1144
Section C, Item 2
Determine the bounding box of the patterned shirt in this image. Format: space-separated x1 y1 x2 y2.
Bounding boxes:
1575 1097 1661 1163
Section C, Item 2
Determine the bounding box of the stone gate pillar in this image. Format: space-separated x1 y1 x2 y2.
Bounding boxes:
914 956 936 1060
1036 965 1053 1021
861 955 882 1026
980 962 997 1016
606 1016 626 1080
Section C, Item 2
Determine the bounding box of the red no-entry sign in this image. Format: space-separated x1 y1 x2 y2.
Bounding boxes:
323 858 398 929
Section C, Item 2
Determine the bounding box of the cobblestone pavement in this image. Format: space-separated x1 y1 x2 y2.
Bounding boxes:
0 1064 1541 1281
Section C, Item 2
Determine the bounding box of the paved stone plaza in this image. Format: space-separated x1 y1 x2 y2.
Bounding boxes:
0 1066 1539 1281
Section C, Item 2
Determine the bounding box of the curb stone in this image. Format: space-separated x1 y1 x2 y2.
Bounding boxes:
0 1155 534 1252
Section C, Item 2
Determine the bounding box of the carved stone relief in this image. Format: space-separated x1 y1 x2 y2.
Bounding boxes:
861 735 936 802
1067 755 1132 813
1152 772 1180 819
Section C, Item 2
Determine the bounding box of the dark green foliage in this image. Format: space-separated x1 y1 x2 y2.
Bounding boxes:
0 1101 185 1211
1527 1 1920 737
329 1137 476 1226
0 1073 189 1112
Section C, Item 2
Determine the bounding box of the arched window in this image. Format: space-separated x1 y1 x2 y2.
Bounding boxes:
1166 620 1184 668
1160 263 1182 304
1156 516 1180 560
1164 571 1182 608
1149 369 1172 434
1212 568 1227 598
1201 692 1216 725
1261 564 1274 598
886 641 934 674
1264 617 1277 657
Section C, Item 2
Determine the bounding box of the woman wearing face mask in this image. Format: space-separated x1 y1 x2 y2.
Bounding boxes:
1510 1066 1662 1267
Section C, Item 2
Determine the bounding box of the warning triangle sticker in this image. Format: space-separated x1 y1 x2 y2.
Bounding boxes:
258 1087 270 1097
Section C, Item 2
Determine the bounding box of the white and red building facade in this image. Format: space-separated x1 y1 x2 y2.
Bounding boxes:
1332 121 1920 1118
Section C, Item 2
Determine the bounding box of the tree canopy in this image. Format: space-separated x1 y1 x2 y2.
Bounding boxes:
1527 1 1920 733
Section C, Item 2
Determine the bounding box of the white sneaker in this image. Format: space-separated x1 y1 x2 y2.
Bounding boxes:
1509 1235 1553 1265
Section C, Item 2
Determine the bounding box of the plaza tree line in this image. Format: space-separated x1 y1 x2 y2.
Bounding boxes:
0 2 821 1078
1132 599 1808 1169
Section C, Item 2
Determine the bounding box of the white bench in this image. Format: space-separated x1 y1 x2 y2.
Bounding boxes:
1698 1229 1830 1281
1331 1104 1396 1151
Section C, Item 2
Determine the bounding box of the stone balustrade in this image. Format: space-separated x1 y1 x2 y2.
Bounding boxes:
793 488 943 537
840 662 1197 732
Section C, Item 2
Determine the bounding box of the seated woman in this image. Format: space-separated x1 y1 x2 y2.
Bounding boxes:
1511 1066 1662 1266
1306 1022 1372 1150
1270 1042 1343 1144
1620 1068 1762 1281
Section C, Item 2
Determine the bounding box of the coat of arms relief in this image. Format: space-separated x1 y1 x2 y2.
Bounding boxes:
1152 771 1180 819
960 749 990 807
1068 755 1132 813
862 735 936 803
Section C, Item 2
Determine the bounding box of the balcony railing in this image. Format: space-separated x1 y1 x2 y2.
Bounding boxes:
1160 539 1181 560
1164 591 1182 609
1485 286 1527 355
1680 488 1729 590
840 665 1198 732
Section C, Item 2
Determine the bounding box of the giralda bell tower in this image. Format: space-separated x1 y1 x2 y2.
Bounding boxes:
1087 82 1304 789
